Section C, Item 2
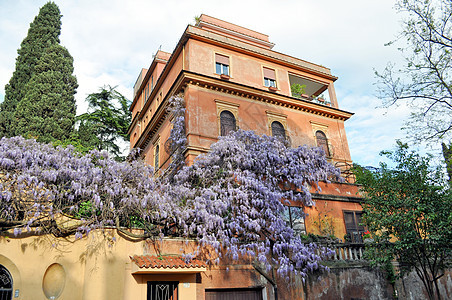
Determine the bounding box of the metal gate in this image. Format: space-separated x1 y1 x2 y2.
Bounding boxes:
0 265 12 300
147 281 178 300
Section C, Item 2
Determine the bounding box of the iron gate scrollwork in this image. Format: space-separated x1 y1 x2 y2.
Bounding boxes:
147 281 178 300
0 265 13 300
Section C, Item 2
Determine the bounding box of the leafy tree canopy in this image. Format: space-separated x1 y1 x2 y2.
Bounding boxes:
0 97 341 279
354 142 452 300
75 86 131 159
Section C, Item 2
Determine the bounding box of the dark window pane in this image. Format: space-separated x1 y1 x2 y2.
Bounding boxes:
343 211 365 243
220 111 236 136
271 121 285 139
154 145 159 168
282 206 305 234
315 130 330 157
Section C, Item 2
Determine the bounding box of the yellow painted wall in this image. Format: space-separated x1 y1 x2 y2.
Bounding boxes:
0 230 273 300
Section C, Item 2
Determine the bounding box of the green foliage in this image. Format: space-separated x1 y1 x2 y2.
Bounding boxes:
354 142 452 300
0 2 78 142
441 142 452 185
74 86 131 160
290 83 306 98
14 44 77 143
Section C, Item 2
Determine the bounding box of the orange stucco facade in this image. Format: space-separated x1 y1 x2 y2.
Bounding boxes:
130 14 364 299
129 14 363 242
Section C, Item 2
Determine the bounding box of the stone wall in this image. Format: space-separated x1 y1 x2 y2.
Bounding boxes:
302 261 452 300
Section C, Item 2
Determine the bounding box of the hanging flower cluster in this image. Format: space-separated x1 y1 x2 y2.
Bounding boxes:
0 96 341 278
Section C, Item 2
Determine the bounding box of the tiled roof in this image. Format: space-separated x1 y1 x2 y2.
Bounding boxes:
130 255 207 269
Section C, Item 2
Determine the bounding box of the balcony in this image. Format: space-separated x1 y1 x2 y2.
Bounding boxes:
289 73 332 106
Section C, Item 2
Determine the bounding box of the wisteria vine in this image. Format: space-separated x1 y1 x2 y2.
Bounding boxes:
0 96 341 278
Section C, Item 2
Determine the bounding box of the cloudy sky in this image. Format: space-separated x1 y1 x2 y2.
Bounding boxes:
0 0 413 166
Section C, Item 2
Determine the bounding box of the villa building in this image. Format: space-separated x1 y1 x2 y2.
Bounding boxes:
129 14 363 244
125 14 364 299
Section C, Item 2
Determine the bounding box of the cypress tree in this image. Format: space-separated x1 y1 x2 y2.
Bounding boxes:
0 2 77 141
15 44 77 143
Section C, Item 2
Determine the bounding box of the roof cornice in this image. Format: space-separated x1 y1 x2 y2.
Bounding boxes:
186 25 338 82
132 71 353 150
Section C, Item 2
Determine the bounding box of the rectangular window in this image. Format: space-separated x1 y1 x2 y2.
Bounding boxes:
145 83 150 101
154 143 160 169
283 206 306 234
263 67 276 87
215 53 229 76
343 211 365 243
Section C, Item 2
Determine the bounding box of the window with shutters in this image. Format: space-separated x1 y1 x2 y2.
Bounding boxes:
220 110 236 136
147 281 178 300
215 53 229 76
0 265 13 300
263 67 276 88
343 211 365 243
315 130 330 157
271 121 286 140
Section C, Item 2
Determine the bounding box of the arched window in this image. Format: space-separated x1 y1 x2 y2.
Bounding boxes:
154 144 159 168
220 110 236 136
316 130 330 157
0 265 13 300
271 121 285 139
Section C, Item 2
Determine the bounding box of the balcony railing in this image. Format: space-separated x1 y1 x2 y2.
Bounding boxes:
329 243 365 261
314 243 366 261
292 93 332 106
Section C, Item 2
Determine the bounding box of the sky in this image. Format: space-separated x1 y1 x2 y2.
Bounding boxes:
0 0 414 166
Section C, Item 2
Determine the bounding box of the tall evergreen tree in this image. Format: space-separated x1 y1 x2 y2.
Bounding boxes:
0 2 77 141
14 44 77 143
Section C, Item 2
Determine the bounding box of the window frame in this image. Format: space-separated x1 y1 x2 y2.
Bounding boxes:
271 121 286 140
283 206 306 235
215 53 230 76
266 111 288 142
315 130 330 157
220 110 237 136
310 122 332 158
343 210 366 244
154 144 160 169
262 67 277 88
215 100 240 137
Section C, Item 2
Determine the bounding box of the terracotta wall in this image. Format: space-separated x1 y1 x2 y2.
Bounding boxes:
183 84 351 162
